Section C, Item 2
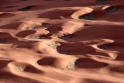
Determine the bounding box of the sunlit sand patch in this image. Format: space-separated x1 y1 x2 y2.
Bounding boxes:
61 21 84 34
65 62 75 70
46 40 60 50
14 64 26 71
108 52 120 59
18 21 42 30
8 62 44 76
71 7 93 19
73 26 81 31
62 59 79 70
23 25 38 30
113 53 118 59
8 62 27 71
23 25 42 30
102 6 110 10
71 15 79 19
26 35 45 39
0 0 124 83
99 68 109 74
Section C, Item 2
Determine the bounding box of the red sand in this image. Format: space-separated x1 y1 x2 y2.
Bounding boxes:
0 0 124 83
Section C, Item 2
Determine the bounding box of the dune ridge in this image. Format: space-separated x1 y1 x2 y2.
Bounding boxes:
0 0 124 83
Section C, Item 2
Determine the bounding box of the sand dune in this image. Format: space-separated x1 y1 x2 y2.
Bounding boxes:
0 0 124 83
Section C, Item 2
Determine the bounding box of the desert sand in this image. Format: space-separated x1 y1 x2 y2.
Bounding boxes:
0 0 124 83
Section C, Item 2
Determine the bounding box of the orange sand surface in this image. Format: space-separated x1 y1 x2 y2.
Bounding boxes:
0 0 124 83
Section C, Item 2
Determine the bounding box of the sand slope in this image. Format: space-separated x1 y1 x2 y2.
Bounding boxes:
0 0 124 83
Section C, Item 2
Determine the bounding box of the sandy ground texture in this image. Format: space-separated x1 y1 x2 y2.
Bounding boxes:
0 0 124 83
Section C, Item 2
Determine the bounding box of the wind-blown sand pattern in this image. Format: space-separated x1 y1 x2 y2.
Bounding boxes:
0 0 124 83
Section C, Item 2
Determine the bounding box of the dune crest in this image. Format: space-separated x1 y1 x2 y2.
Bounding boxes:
0 0 124 83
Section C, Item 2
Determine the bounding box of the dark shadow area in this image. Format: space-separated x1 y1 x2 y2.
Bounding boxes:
60 25 124 60
57 34 73 40
36 50 43 54
63 0 71 1
45 23 63 36
49 0 95 8
0 4 48 12
78 4 124 22
4 6 16 8
0 32 38 49
0 0 18 3
96 0 107 5
0 22 21 29
0 13 15 18
0 60 13 69
0 0 95 12
15 30 36 37
0 0 123 13
84 78 115 83
0 39 7 43
41 23 52 27
75 58 108 68
104 6 118 13
0 32 18 44
95 0 124 6
57 42 109 57
110 65 124 74
25 33 51 40
74 59 80 65
0 72 42 83
72 25 124 41
90 10 106 20
97 43 113 50
57 50 69 55
92 5 124 22
44 0 55 1
37 57 57 66
79 13 96 20
80 10 123 22
14 40 38 49
114 5 124 13
37 9 77 19
17 6 34 11
32 22 74 40
24 65 43 73
20 0 27 1
97 40 124 61
115 53 124 61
